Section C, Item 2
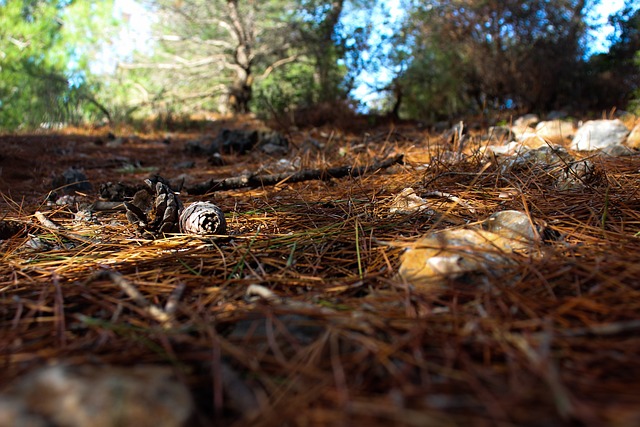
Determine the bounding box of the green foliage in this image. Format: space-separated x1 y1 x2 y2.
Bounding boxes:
394 38 472 120
252 61 319 116
389 0 598 121
0 0 69 129
293 0 348 102
0 0 116 130
611 2 640 112
3 0 638 128
581 2 640 111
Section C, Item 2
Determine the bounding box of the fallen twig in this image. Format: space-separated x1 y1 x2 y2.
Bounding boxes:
34 211 98 244
87 270 181 328
34 211 62 230
185 154 404 195
424 191 476 214
88 201 126 212
553 319 640 338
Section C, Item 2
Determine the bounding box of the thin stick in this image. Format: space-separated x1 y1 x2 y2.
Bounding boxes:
424 191 476 214
355 218 363 280
34 211 98 244
34 211 62 230
164 282 186 316
52 275 66 347
92 270 173 327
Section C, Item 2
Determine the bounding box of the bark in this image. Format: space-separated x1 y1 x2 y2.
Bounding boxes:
314 0 344 102
226 0 253 113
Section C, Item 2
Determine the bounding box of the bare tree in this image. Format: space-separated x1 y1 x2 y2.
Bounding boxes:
120 0 298 114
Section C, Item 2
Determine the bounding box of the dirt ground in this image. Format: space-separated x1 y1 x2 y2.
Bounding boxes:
1 119 640 426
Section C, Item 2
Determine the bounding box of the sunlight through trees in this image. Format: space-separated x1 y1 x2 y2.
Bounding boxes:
1 0 639 129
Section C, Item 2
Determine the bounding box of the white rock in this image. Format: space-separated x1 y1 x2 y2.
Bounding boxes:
485 141 525 156
626 122 640 149
514 114 539 127
398 211 544 289
481 210 539 243
518 134 547 149
571 119 630 151
510 124 535 140
498 145 572 173
535 120 576 144
389 188 433 215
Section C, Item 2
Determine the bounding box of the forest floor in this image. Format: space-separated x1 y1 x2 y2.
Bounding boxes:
1 116 640 426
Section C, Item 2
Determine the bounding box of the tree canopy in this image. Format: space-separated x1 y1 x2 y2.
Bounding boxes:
0 0 71 128
1 0 640 130
0 0 117 129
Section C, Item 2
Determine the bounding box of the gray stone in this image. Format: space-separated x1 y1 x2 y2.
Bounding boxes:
23 237 54 251
570 119 630 151
599 144 637 157
2 364 193 427
557 159 596 190
51 167 92 194
260 142 288 155
258 131 289 153
501 145 573 171
496 145 596 190
547 110 569 120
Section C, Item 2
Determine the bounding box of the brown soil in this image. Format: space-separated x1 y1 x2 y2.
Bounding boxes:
1 119 640 426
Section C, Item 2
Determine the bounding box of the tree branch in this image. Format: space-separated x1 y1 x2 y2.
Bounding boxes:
258 54 300 80
118 55 225 70
185 154 405 195
158 34 234 50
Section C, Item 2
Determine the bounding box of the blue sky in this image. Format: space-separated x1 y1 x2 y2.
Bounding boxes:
89 0 153 74
588 0 629 53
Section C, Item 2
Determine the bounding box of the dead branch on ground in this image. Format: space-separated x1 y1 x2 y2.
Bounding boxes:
185 154 404 195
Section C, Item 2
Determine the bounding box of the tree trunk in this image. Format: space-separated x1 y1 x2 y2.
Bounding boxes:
315 0 344 103
226 0 254 114
228 79 252 114
390 81 403 120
